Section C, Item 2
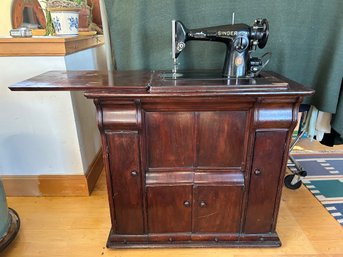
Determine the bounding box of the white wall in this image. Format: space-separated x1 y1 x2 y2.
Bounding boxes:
0 56 83 175
0 46 107 176
66 47 107 172
0 0 12 36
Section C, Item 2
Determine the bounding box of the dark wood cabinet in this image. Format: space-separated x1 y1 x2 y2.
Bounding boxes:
193 185 243 233
244 131 288 234
147 185 192 233
106 132 144 234
146 112 195 168
10 70 314 248
197 111 247 167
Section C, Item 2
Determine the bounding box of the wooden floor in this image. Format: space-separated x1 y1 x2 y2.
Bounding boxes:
3 139 343 257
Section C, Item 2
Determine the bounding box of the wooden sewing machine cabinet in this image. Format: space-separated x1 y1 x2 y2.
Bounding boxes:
10 70 314 248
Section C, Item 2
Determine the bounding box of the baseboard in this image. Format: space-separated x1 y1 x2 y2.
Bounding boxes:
2 150 103 197
85 149 104 194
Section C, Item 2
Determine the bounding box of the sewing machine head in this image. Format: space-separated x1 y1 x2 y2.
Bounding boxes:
171 17 269 78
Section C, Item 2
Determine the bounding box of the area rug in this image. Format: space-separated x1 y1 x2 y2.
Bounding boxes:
288 153 343 226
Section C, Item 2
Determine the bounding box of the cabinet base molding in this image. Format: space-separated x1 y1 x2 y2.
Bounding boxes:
2 150 103 196
106 231 281 248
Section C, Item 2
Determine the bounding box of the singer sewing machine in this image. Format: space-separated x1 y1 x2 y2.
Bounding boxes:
171 17 269 78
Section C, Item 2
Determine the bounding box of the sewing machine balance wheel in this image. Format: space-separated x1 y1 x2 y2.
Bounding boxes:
258 18 269 48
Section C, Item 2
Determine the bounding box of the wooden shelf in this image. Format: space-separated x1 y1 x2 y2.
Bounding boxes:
0 35 104 56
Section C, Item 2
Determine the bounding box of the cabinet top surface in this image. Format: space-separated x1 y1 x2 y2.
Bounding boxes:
9 70 314 98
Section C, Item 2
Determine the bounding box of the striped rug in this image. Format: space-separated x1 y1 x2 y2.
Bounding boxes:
288 154 343 226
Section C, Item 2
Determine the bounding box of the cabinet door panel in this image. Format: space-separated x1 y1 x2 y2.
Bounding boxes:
107 132 144 234
244 131 287 233
198 111 247 167
193 185 243 233
147 186 192 233
146 112 195 168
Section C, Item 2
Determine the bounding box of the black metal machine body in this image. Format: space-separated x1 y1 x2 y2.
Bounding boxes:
172 18 269 78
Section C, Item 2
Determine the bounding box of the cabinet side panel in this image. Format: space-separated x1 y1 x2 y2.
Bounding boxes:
107 132 144 234
147 185 192 233
146 112 195 168
244 131 287 234
197 111 247 167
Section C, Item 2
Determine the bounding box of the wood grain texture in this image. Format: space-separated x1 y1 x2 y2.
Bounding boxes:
197 111 247 167
147 185 192 233
146 112 195 168
0 36 104 56
193 185 243 233
244 131 288 233
9 70 315 97
106 132 144 234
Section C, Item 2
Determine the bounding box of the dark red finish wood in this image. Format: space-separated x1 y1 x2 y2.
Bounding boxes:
107 132 144 234
9 70 315 248
146 112 195 168
147 185 192 233
197 111 247 167
9 70 314 97
244 131 288 233
193 185 243 233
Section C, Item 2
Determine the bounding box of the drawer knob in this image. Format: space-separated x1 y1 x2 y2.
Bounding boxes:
183 200 191 208
200 201 207 208
131 170 138 177
254 169 262 176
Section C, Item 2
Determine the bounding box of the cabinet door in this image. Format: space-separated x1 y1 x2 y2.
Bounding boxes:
147 185 192 233
146 112 195 168
107 132 144 234
198 111 247 167
193 185 243 233
244 131 287 233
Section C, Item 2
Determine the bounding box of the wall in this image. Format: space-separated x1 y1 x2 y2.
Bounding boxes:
0 56 84 175
66 47 107 172
0 0 12 36
0 46 106 176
